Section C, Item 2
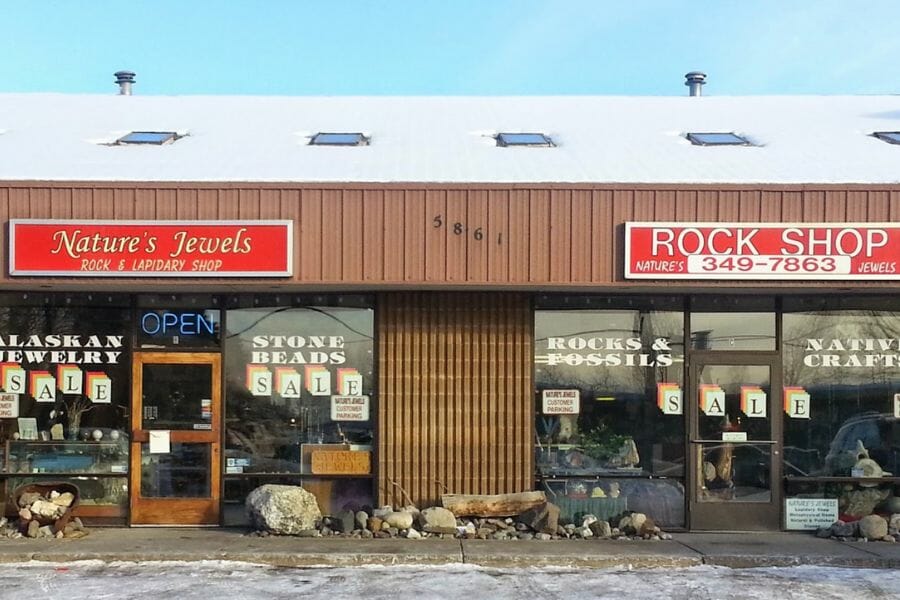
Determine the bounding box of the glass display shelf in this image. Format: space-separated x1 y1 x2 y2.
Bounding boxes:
4 440 128 475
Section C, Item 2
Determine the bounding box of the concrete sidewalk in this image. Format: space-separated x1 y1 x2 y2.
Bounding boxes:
0 528 897 569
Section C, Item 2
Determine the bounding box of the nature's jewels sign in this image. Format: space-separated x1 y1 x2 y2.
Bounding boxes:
9 220 293 277
625 222 900 280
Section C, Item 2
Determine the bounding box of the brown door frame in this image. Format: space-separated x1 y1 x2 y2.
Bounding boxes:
129 352 222 525
687 352 783 531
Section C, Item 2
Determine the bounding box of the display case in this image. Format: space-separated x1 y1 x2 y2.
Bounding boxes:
4 440 128 475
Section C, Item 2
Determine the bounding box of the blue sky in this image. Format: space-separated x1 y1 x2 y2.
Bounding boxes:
3 1 899 96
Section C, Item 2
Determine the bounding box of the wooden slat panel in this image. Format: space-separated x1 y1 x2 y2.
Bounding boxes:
868 191 889 221
508 190 530 283
362 190 385 282
217 189 239 220
674 190 697 221
569 190 591 281
341 189 364 281
259 189 280 219
50 188 72 219
238 189 260 219
760 191 782 222
176 188 199 219
717 191 740 221
633 190 654 221
467 190 489 282
548 190 571 282
156 189 177 219
424 190 446 282
133 189 156 219
29 188 50 216
696 190 718 220
846 190 868 222
591 190 614 282
382 190 405 282
300 189 323 281
738 190 761 221
610 190 633 282
320 190 342 280
653 190 676 221
71 188 93 218
196 189 219 220
803 190 826 221
377 292 532 508
781 191 803 221
487 190 509 282
444 190 466 282
528 190 550 282
824 190 847 222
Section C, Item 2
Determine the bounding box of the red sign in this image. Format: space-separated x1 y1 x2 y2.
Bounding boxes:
10 220 293 277
625 222 900 280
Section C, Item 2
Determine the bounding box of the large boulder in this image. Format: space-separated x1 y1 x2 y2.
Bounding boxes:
418 507 458 533
859 515 889 540
384 510 414 530
516 502 560 534
246 484 322 535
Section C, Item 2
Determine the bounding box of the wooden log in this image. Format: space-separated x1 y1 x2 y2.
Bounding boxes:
441 491 547 517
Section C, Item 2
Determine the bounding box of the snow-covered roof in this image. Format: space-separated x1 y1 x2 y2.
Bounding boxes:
1 93 900 184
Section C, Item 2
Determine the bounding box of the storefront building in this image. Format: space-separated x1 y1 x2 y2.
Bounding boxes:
0 92 898 531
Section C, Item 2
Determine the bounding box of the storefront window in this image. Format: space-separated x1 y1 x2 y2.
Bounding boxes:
534 296 685 527
783 297 900 520
690 296 776 351
224 295 375 516
0 294 131 519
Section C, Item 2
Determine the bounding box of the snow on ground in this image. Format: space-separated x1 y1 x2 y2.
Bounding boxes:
0 561 895 600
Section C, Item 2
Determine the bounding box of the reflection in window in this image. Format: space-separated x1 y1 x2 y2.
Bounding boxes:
224 297 374 477
534 300 685 527
783 299 900 502
690 296 776 351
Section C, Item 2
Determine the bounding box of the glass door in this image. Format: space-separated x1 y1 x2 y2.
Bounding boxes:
130 352 221 525
689 356 782 530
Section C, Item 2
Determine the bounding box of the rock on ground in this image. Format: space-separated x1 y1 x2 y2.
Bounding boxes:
245 484 322 535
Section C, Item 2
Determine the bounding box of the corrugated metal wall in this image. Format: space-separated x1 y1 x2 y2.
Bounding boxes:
3 184 900 288
377 292 533 507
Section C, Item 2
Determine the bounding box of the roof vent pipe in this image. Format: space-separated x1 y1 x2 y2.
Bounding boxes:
114 71 135 95
684 71 706 97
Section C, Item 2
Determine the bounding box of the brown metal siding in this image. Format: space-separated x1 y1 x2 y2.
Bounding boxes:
3 183 900 289
377 292 533 507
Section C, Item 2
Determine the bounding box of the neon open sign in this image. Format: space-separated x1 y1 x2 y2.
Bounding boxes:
141 311 216 337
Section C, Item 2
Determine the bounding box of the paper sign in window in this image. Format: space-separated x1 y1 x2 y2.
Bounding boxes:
657 383 683 415
86 372 111 403
740 386 767 418
246 365 272 397
29 371 56 403
149 430 170 454
275 367 301 398
699 384 725 416
1 364 25 394
337 368 363 396
784 387 811 419
56 365 83 394
304 365 331 396
0 393 18 418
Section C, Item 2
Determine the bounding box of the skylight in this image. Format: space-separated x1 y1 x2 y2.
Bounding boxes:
117 131 181 145
309 132 369 146
496 132 555 147
873 131 900 145
686 132 751 146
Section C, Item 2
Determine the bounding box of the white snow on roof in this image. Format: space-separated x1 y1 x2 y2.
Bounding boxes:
1 93 900 184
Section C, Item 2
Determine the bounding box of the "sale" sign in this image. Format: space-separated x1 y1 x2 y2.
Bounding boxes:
625 222 900 280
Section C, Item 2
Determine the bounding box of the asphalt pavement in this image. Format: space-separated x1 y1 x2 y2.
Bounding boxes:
0 528 897 569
